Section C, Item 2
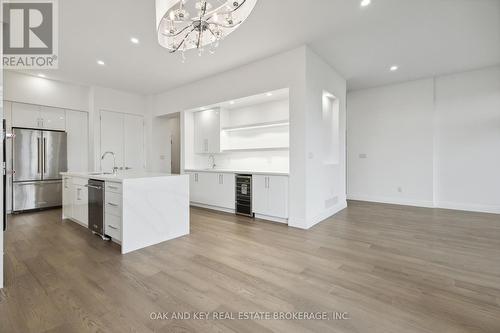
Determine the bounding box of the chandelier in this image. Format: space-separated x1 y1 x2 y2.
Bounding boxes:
156 0 258 61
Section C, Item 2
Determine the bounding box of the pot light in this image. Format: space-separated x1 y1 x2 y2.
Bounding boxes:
229 101 235 105
390 65 399 72
97 60 105 66
130 37 140 44
361 0 371 7
38 74 46 78
266 92 273 97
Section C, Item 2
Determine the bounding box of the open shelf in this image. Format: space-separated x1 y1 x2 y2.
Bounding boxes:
221 147 289 152
221 120 289 132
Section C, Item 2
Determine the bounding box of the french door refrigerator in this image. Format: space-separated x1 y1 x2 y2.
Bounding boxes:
12 128 67 212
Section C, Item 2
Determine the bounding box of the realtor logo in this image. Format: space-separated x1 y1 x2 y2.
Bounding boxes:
2 0 58 69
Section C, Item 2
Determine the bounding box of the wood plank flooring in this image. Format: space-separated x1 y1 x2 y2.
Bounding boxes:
1 201 499 333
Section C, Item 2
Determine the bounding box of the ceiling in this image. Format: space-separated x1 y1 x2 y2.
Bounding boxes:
16 0 500 94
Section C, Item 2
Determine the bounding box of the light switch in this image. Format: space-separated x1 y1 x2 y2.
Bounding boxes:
359 153 367 159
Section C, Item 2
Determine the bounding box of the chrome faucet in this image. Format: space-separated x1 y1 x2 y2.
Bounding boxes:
208 154 216 169
101 151 119 174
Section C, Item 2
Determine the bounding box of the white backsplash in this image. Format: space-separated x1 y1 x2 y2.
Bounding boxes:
192 150 289 173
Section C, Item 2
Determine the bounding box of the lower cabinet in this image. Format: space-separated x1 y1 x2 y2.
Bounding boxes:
104 181 122 242
188 172 235 210
64 177 88 227
253 175 289 220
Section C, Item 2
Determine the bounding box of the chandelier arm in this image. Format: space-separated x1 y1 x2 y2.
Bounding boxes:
196 1 209 49
206 0 248 20
162 24 192 38
169 27 197 53
209 20 243 29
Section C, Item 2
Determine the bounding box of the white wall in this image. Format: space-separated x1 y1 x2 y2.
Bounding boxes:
304 48 347 227
435 67 500 213
347 79 435 207
3 72 151 172
347 66 500 214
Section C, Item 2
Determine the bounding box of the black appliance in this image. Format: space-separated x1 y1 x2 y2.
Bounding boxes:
236 174 253 217
86 179 108 240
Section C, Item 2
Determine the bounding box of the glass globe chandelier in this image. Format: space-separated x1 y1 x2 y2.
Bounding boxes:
156 0 258 61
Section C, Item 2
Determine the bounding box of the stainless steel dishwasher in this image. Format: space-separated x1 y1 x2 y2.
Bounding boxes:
86 179 109 240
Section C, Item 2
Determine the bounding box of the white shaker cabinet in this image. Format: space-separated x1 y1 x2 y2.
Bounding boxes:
253 175 289 220
39 106 66 130
12 103 40 128
11 103 66 130
187 171 235 210
194 109 220 154
62 176 73 219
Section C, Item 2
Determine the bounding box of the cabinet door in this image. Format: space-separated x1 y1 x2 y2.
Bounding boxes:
217 173 235 209
73 185 88 226
62 177 73 219
193 109 220 154
4 102 13 213
12 103 41 128
123 114 145 171
100 111 124 172
267 176 289 219
66 110 89 172
40 106 66 130
252 175 268 215
188 173 199 203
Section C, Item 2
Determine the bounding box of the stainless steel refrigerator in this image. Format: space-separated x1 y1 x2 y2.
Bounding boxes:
12 128 67 212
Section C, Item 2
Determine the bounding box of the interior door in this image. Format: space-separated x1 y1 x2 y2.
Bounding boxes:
42 131 67 180
123 114 144 170
100 111 124 172
13 128 42 182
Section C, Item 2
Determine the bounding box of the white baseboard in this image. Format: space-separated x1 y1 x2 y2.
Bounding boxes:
348 194 500 214
254 214 288 224
347 195 435 208
435 201 500 214
289 200 348 230
190 202 235 214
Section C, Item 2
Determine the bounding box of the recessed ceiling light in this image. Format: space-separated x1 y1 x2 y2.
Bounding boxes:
390 65 399 72
229 101 235 105
38 74 46 78
360 0 371 7
130 37 140 44
266 93 273 97
97 60 105 66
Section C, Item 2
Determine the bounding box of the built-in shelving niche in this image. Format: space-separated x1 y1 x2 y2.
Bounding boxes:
220 100 290 152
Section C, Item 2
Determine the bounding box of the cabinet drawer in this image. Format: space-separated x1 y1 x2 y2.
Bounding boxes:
105 182 122 194
105 191 122 216
105 213 121 241
72 177 88 186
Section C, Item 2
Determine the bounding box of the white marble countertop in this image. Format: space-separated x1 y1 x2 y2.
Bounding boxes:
61 171 182 183
184 168 289 176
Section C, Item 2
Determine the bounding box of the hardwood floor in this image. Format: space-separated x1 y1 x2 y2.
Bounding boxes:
1 201 499 333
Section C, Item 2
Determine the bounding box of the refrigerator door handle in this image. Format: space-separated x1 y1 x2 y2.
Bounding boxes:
37 137 41 174
43 137 47 175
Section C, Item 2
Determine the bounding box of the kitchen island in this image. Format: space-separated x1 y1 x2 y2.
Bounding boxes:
61 171 190 254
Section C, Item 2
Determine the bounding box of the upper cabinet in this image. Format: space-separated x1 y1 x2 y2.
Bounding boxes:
12 103 66 131
100 110 145 172
194 109 221 154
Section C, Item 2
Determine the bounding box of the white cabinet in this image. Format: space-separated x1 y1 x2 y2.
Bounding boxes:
66 110 89 172
212 173 235 209
40 106 66 130
11 103 66 130
12 103 40 128
253 175 289 220
188 171 235 210
123 114 145 170
104 181 122 242
100 110 145 172
71 178 88 227
4 101 13 213
194 109 220 154
62 177 73 219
